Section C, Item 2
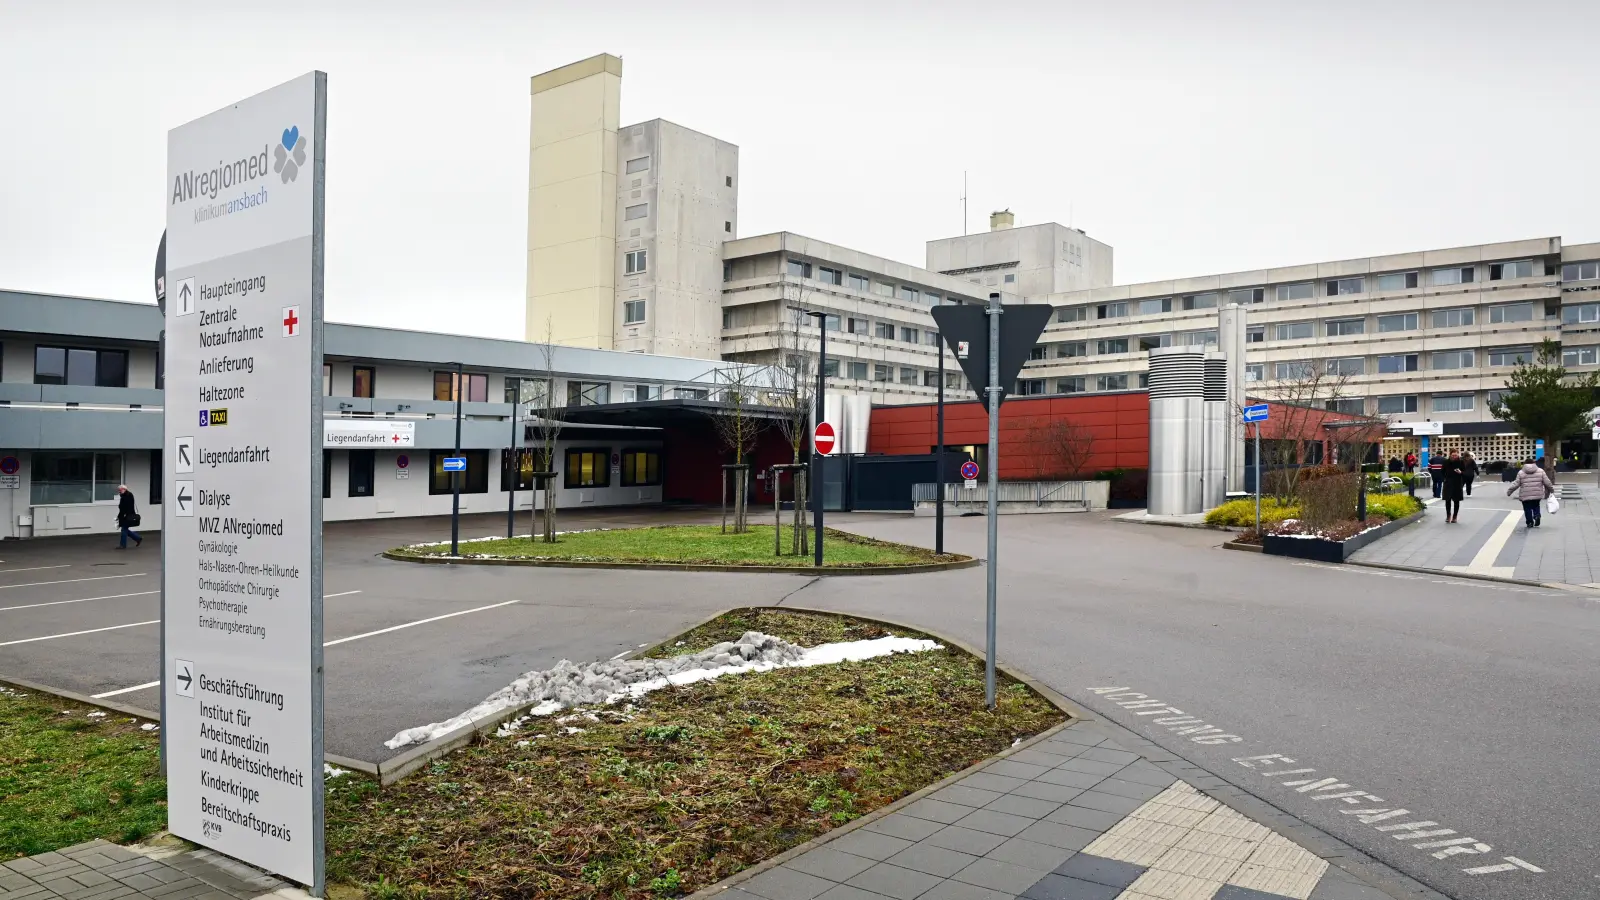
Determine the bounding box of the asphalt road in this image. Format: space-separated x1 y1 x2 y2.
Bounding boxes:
783 512 1598 900
0 510 797 763
5 508 1596 899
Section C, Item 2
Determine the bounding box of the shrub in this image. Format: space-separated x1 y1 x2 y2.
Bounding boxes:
1205 497 1300 528
1300 472 1360 527
1298 464 1345 484
1365 493 1423 521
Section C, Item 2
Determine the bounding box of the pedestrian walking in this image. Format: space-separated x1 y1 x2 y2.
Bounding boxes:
1507 459 1554 528
1404 452 1417 473
1461 452 1478 496
1441 451 1465 523
1388 456 1403 473
115 485 142 549
1428 454 1445 499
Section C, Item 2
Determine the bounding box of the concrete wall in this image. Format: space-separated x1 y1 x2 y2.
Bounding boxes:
527 54 622 348
0 449 163 540
926 221 1115 296
613 119 738 360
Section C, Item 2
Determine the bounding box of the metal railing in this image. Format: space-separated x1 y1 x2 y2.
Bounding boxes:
912 481 1090 508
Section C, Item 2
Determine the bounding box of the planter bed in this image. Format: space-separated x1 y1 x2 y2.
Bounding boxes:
1261 509 1426 562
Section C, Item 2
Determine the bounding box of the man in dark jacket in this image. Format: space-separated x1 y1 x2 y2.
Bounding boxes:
116 485 142 549
1427 454 1445 499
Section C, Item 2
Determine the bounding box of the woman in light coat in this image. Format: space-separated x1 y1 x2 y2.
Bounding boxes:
1507 459 1554 528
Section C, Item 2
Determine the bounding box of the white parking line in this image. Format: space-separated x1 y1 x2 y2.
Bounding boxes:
88 595 511 699
0 565 72 576
93 681 160 698
323 590 361 599
0 590 159 613
0 620 158 647
0 573 148 591
324 599 520 647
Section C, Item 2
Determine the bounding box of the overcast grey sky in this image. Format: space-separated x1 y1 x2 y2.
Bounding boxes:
3 0 1596 337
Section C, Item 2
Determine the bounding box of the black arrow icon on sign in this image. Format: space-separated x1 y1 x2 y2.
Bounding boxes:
178 443 190 467
178 665 192 692
177 484 192 512
179 281 192 306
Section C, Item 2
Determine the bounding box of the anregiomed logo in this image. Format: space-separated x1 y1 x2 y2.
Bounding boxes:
171 124 302 224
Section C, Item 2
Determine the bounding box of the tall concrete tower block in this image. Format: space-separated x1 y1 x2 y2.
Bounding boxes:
527 54 622 348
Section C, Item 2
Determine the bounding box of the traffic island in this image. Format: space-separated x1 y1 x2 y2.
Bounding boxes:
382 525 977 574
323 608 1066 899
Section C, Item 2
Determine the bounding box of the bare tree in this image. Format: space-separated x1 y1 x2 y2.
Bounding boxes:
525 319 565 543
707 362 768 534
771 298 818 554
1022 417 1097 480
1241 362 1355 504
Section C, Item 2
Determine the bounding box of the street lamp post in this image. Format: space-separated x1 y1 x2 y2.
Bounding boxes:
936 333 945 555
507 389 519 539
806 311 828 567
451 361 463 556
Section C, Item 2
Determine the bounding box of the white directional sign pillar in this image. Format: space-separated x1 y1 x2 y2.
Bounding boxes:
162 72 327 891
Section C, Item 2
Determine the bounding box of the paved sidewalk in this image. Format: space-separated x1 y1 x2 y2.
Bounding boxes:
1349 478 1600 587
0 839 303 900
717 721 1391 900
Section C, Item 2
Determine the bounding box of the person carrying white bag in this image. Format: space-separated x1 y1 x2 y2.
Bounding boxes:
1507 459 1555 528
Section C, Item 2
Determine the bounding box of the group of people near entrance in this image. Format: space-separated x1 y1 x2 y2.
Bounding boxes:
1383 450 1557 528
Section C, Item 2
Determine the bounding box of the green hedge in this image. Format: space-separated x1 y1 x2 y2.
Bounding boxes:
1205 498 1300 528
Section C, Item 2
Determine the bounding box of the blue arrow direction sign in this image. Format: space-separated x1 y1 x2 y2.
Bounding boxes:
442 456 467 472
1242 403 1270 423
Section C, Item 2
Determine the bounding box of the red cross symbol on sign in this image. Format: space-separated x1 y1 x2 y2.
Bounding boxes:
281 306 300 337
391 433 401 443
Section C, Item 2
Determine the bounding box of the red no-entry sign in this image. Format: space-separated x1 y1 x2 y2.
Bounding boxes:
813 422 836 456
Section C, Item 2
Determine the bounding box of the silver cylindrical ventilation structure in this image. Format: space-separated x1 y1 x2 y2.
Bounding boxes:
1203 356 1228 510
1217 304 1248 495
1147 349 1205 516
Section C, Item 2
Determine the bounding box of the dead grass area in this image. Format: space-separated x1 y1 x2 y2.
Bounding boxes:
324 609 1063 899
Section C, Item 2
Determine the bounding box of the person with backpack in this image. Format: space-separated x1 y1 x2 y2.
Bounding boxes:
1507 459 1554 528
115 484 142 549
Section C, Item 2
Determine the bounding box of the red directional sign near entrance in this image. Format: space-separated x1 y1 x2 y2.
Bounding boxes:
813 422 837 456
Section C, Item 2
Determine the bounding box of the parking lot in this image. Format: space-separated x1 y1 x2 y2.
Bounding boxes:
0 508 878 764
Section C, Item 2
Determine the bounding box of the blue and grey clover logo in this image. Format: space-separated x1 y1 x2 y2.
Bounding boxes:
274 126 306 183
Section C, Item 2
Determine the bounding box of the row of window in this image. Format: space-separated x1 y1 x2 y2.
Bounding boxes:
1016 374 1140 396
621 200 732 233
783 310 943 348
784 259 948 306
1240 346 1544 383
321 447 666 499
1057 262 1548 324
32 346 129 388
815 357 963 388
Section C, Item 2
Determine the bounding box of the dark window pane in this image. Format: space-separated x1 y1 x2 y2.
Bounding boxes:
352 367 374 398
34 347 66 384
97 350 128 388
67 349 97 385
348 450 375 497
433 372 453 401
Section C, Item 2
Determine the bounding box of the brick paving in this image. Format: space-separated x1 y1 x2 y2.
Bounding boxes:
709 721 1394 900
1350 480 1600 587
0 840 303 900
3 729 1402 900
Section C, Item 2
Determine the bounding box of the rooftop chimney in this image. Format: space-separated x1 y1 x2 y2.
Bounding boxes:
989 209 1014 231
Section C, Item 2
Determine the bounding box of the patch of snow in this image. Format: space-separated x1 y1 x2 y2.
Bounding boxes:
561 727 585 735
383 632 943 749
140 723 159 731
516 740 531 748
324 764 348 780
88 711 107 719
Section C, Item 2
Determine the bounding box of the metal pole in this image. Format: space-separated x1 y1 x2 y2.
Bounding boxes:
937 334 945 555
814 322 826 567
451 361 463 556
1254 424 1261 535
507 394 517 539
984 293 1001 709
